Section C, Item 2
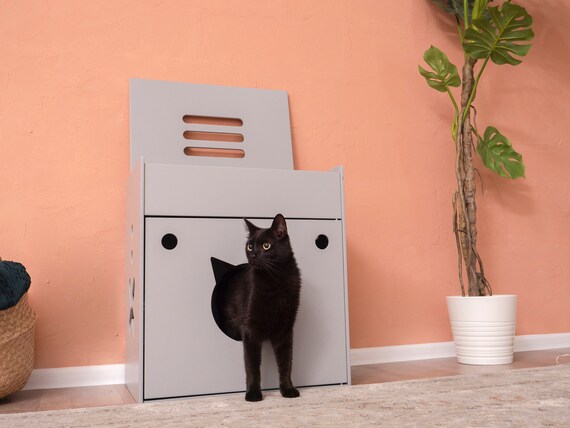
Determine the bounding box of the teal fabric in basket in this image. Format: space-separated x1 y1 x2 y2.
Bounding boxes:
0 261 31 310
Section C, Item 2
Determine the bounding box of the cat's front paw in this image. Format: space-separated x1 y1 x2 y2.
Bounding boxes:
245 389 263 402
280 386 300 398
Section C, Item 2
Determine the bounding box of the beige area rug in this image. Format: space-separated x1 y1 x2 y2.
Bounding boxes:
1 364 569 427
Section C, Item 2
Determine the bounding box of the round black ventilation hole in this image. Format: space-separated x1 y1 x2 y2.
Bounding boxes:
161 233 178 250
315 234 329 250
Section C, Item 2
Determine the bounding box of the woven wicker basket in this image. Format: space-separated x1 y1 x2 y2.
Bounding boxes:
0 293 36 399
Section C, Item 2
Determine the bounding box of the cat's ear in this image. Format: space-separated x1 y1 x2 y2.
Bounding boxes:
270 213 288 240
210 257 236 283
244 218 258 236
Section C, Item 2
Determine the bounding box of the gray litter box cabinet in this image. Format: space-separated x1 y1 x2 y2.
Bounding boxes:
125 79 350 402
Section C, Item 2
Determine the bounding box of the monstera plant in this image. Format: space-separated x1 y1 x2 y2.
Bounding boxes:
419 0 534 297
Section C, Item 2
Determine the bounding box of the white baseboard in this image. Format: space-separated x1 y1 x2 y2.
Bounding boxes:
350 341 456 366
513 332 570 352
22 333 570 390
24 364 125 391
350 332 570 366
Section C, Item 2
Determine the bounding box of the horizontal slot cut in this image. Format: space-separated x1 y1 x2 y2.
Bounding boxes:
184 147 245 159
182 115 243 127
183 130 244 143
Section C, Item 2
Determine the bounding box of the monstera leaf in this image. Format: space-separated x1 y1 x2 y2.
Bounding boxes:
463 2 534 65
476 126 525 178
419 46 461 93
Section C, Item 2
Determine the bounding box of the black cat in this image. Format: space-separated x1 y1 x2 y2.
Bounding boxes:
211 214 301 402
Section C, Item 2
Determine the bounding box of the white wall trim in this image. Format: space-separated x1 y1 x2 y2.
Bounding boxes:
513 332 570 352
23 364 125 391
350 332 570 366
351 342 456 366
22 333 570 390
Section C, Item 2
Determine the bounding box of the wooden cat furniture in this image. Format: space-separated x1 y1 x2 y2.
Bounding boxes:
125 79 350 402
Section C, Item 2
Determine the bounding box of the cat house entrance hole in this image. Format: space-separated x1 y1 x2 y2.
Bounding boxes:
210 257 248 342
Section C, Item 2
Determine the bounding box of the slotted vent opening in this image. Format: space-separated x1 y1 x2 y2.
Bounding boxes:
183 147 245 158
183 130 244 143
182 115 243 127
183 115 245 159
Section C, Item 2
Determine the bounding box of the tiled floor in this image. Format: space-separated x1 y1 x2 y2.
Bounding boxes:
1 348 569 414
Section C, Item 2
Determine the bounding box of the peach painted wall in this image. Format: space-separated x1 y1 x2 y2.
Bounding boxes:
1 1 568 369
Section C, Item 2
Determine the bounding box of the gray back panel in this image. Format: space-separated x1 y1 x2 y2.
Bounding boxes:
130 79 293 170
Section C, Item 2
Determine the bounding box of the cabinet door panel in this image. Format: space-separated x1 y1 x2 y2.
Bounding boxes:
144 217 347 399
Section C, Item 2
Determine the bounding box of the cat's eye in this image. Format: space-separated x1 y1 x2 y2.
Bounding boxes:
262 242 271 251
246 243 253 251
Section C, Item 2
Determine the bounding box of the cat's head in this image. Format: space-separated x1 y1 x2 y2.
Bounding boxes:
244 214 292 272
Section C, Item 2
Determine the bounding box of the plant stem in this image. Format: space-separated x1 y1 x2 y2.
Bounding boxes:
446 88 460 139
456 16 464 44
446 88 459 118
462 57 489 123
456 56 490 296
453 128 467 297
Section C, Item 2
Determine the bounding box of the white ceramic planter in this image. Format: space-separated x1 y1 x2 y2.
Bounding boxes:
446 295 517 365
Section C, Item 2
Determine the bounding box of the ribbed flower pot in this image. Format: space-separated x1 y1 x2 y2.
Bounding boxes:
446 295 517 365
